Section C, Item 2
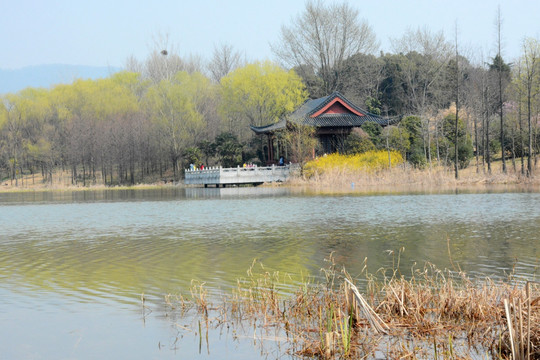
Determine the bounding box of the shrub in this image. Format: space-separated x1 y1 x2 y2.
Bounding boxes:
344 129 375 154
303 151 404 178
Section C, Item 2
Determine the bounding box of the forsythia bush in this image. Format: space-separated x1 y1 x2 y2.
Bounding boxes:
303 151 404 178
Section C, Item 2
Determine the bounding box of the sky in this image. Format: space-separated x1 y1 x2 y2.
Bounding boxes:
2 0 540 70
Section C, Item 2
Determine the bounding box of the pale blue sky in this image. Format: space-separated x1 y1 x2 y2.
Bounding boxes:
2 0 539 69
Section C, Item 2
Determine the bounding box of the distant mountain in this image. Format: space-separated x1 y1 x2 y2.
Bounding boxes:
0 64 122 94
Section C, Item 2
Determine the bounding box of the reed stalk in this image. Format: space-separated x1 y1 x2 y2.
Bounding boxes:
165 257 540 359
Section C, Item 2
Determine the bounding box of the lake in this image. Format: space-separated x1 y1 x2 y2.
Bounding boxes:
0 187 538 359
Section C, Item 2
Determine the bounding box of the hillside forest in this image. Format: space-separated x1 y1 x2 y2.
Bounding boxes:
1 1 539 186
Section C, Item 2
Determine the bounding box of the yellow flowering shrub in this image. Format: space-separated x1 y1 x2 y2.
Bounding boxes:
303 151 404 178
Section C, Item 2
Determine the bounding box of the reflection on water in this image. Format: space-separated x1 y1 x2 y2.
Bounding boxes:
0 187 539 359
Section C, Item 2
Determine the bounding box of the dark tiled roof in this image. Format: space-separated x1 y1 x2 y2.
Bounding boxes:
250 91 400 134
250 119 287 134
290 95 330 118
298 113 398 127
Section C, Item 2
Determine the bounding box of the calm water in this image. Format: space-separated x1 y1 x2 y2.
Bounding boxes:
0 187 539 359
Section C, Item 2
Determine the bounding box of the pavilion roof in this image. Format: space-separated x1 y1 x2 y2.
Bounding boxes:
250 92 400 134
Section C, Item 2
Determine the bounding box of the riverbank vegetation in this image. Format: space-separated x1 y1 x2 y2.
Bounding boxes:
1 2 539 188
167 256 540 359
302 151 404 179
293 156 540 191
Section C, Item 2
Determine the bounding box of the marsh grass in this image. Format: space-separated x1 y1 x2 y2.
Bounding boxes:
168 255 540 358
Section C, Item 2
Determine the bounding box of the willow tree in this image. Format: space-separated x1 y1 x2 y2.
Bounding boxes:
0 95 23 185
145 71 207 180
272 0 378 95
13 88 55 183
0 88 54 185
219 61 307 141
93 72 142 184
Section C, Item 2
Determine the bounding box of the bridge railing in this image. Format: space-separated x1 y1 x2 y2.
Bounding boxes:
184 164 296 186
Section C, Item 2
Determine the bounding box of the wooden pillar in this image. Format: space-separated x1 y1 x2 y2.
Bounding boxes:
267 134 275 164
276 136 280 162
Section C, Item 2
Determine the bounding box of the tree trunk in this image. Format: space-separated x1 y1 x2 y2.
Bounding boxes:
82 162 86 187
499 76 506 174
511 126 516 172
527 85 533 176
519 89 525 175
474 113 479 173
454 34 459 180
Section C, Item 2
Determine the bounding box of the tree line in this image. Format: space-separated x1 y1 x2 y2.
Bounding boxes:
1 1 539 186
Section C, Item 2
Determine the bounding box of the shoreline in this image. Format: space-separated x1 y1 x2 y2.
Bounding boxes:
1 163 539 194
1 179 539 196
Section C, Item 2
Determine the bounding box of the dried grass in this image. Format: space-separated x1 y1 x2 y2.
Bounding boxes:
288 162 540 193
165 255 540 359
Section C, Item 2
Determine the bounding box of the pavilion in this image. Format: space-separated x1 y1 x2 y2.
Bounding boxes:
250 92 400 164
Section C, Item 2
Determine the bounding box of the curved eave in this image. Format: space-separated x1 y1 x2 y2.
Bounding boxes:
250 119 287 134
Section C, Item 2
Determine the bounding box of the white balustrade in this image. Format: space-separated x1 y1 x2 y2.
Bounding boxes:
184 164 295 186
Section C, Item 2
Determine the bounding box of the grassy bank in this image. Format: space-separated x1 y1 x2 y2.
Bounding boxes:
1 158 539 194
0 169 177 192
290 157 540 194
166 256 540 359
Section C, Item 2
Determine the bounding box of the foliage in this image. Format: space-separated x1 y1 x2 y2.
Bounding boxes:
384 126 411 157
1 30 540 186
214 132 243 168
408 145 427 168
361 122 383 148
197 140 216 166
183 147 203 167
145 71 208 178
401 116 426 167
440 114 474 168
343 129 375 154
489 54 511 79
282 123 318 165
365 96 382 115
219 61 307 140
303 151 404 178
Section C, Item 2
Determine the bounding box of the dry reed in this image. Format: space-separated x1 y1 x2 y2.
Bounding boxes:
165 255 540 359
288 161 540 192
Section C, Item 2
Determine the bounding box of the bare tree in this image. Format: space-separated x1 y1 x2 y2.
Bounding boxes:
522 38 539 176
340 53 384 107
391 27 452 166
145 50 184 83
466 56 488 174
283 123 317 164
512 59 526 175
124 55 144 74
454 22 460 179
494 6 507 173
143 33 185 82
272 0 378 94
183 53 206 74
208 43 243 83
